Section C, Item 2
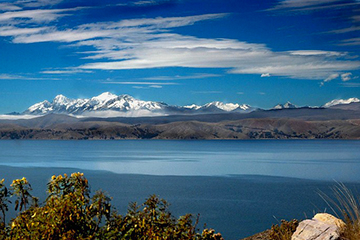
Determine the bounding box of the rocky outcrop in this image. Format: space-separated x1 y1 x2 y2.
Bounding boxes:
291 213 345 240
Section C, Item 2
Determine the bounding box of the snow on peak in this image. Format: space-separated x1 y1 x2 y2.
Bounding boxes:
273 101 297 110
92 92 118 102
204 101 249 111
323 98 360 108
22 92 254 116
184 104 201 110
53 94 71 105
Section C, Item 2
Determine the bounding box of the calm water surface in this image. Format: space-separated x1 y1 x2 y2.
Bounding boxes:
1 140 360 239
0 140 359 182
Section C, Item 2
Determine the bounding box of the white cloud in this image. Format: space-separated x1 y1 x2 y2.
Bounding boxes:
340 38 360 46
0 26 49 36
324 73 339 82
0 3 22 11
17 0 65 8
142 73 221 81
288 50 346 56
0 7 80 24
41 69 93 74
81 110 167 118
261 73 271 77
341 72 352 81
268 0 359 11
132 85 163 89
327 26 360 34
0 10 359 81
0 114 38 120
0 74 59 80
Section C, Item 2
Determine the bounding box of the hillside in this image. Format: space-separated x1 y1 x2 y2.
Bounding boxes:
1 104 360 139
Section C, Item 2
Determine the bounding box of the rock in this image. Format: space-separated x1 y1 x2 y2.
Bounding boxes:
291 213 344 240
313 213 345 228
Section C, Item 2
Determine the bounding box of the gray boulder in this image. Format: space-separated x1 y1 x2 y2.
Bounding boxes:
291 213 345 240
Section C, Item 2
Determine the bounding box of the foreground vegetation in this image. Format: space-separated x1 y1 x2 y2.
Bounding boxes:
0 173 223 239
268 183 360 240
1 173 359 240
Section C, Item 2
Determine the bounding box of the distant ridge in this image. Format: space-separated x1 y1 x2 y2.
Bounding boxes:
3 93 358 119
22 92 254 117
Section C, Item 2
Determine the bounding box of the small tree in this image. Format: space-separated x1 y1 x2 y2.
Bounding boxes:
10 177 32 212
0 179 11 224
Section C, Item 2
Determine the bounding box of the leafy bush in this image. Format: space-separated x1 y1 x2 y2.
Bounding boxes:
268 219 299 240
0 173 223 240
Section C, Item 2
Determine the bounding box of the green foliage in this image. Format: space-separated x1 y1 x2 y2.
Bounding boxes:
0 179 11 223
10 177 33 212
269 219 299 240
0 173 223 240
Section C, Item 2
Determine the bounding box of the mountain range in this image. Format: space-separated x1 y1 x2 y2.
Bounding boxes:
0 93 359 140
21 92 253 117
16 92 360 117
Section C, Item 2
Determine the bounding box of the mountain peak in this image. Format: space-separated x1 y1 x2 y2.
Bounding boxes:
53 94 70 104
273 102 297 110
93 92 118 102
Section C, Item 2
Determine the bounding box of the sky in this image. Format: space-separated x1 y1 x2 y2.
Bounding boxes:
0 0 359 113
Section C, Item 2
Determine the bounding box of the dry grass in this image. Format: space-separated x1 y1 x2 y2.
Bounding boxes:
319 183 360 240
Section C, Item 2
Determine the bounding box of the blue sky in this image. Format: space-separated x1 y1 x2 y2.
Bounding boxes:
0 0 359 113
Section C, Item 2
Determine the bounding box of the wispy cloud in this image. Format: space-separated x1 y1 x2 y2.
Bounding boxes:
324 73 340 82
341 72 352 81
0 8 80 23
142 73 221 81
268 0 359 12
102 81 178 85
191 91 223 94
339 38 360 46
0 5 359 82
17 0 65 8
326 26 360 34
0 74 59 80
340 82 360 87
270 0 360 46
133 85 163 89
0 3 22 11
41 69 93 74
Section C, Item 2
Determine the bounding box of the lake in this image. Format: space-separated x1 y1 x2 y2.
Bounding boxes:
0 140 359 239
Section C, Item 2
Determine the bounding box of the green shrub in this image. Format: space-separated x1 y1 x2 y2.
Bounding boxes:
269 219 299 240
0 173 223 240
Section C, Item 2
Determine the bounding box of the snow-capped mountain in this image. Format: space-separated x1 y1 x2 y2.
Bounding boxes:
272 102 298 110
24 92 169 116
23 93 254 117
323 98 360 108
183 104 202 110
199 101 252 112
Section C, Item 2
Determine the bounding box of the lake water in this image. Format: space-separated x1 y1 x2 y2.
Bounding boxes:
0 140 360 239
0 140 360 181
